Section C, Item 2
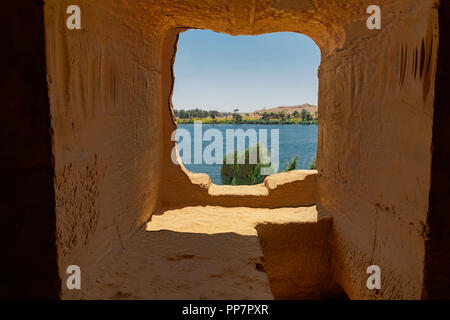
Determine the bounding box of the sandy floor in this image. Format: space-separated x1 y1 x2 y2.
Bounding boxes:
80 206 317 300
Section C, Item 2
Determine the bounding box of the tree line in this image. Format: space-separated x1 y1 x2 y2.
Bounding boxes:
260 109 316 122
174 108 228 119
174 108 318 125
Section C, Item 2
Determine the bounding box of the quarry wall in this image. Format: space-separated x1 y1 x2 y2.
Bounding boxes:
316 1 438 299
41 0 441 299
44 0 164 298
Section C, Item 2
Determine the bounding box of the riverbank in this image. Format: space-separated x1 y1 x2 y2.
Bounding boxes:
177 118 318 125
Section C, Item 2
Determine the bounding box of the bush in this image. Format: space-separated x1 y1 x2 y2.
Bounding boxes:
221 144 272 185
309 157 316 170
284 156 298 172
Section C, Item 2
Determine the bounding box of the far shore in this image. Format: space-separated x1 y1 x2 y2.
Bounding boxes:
177 118 318 125
175 104 319 125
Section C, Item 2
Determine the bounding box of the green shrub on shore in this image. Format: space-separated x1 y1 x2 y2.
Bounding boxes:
221 144 273 185
284 156 298 172
177 117 318 125
309 157 316 170
221 145 301 185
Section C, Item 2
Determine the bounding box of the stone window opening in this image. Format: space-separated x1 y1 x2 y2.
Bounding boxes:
167 29 320 204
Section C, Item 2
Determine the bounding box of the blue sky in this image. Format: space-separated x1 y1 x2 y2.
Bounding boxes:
172 30 321 113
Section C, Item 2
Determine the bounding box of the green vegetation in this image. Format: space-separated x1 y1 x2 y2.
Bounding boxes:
284 156 298 172
221 145 299 185
174 108 318 125
174 108 229 120
309 157 316 170
177 118 318 125
232 113 243 123
221 144 272 185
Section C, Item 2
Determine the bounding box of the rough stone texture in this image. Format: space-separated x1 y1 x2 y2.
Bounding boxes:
163 169 317 209
71 206 323 299
43 0 443 299
316 2 438 300
44 0 163 298
256 217 333 299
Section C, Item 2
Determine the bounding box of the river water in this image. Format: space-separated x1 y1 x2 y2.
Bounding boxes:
177 124 318 185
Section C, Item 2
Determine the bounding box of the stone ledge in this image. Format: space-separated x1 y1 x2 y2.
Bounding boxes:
163 168 317 208
256 217 333 299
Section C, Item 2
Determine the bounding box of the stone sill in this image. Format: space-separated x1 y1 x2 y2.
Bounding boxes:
207 170 318 197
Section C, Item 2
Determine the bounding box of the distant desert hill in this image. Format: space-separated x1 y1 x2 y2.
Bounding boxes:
252 104 318 115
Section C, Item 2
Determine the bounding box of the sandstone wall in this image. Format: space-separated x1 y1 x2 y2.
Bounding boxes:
157 0 438 299
256 217 334 299
44 0 164 298
161 167 317 209
317 2 438 299
45 0 440 299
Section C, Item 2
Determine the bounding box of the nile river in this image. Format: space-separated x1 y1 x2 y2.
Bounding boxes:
177 124 318 185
